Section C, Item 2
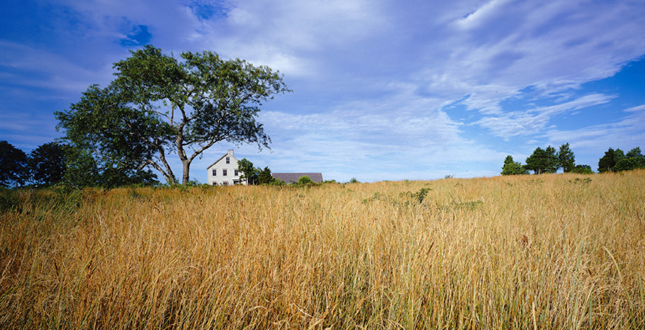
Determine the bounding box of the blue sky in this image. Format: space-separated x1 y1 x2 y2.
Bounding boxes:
2 0 645 183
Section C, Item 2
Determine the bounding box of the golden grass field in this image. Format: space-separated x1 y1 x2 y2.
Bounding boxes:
1 171 644 329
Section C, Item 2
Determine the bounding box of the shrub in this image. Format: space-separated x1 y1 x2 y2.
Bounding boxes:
297 176 313 185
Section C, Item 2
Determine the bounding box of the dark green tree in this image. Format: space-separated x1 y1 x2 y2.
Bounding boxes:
571 165 593 174
0 141 28 187
238 158 260 185
557 143 575 173
501 155 526 175
28 142 68 186
614 158 643 172
55 45 290 185
257 166 273 185
626 147 643 159
60 145 158 188
544 146 559 173
597 148 625 173
524 147 547 174
613 147 645 172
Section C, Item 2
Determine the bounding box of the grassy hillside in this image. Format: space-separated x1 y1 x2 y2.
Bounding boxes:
1 171 644 329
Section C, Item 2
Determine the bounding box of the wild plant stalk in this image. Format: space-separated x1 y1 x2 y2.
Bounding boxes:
0 171 643 329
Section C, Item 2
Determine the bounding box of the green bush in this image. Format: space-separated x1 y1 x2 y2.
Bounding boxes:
297 176 313 185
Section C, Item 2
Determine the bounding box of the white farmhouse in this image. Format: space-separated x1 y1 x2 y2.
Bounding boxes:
206 149 245 186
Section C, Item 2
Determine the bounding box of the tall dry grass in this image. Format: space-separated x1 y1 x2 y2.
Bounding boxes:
0 171 644 329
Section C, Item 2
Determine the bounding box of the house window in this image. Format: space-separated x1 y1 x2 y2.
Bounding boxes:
226 157 230 164
234 169 238 176
212 169 216 176
223 181 229 186
223 169 227 176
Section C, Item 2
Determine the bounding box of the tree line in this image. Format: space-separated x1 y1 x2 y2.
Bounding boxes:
502 143 645 175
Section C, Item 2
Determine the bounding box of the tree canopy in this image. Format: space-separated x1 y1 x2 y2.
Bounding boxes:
501 155 526 175
598 148 623 173
0 141 28 187
28 142 67 186
558 143 575 173
238 158 260 185
55 45 290 186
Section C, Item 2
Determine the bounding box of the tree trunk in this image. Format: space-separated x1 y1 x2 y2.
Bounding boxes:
182 160 191 185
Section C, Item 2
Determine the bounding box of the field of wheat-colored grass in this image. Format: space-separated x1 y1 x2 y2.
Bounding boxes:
1 171 644 329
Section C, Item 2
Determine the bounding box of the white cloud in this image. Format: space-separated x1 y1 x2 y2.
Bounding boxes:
474 93 615 137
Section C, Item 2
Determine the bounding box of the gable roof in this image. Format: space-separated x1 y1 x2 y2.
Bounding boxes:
272 173 323 184
206 150 237 169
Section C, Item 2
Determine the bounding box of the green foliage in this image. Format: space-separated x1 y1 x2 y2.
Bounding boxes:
614 157 644 172
238 158 260 185
401 188 431 204
348 177 359 183
0 140 28 187
501 155 526 175
626 147 643 159
55 45 290 186
558 143 575 173
525 146 559 174
612 147 645 172
61 145 158 188
598 148 625 173
28 142 68 186
569 177 592 184
571 165 593 174
270 178 286 186
297 176 313 185
258 166 274 185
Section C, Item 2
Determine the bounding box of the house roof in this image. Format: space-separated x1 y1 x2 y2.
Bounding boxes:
206 151 236 169
272 173 323 184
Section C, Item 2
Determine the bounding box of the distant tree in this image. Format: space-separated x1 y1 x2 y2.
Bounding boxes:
28 142 67 186
626 147 645 167
501 155 526 175
297 176 313 185
613 147 645 172
348 177 359 183
0 141 28 187
614 148 626 163
524 147 547 174
571 165 593 174
626 147 643 159
544 146 559 173
238 158 260 185
557 143 575 173
258 166 273 185
598 148 625 173
55 45 289 185
613 158 643 172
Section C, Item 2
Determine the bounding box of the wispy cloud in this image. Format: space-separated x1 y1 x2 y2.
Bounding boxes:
474 93 615 137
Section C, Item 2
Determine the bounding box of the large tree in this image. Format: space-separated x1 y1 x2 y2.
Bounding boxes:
557 143 575 173
28 142 67 186
238 158 260 185
524 147 558 174
501 155 526 175
597 148 625 173
56 46 289 185
0 141 28 187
